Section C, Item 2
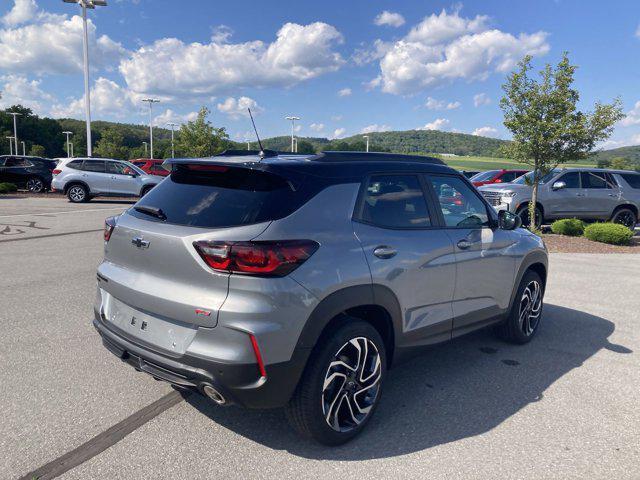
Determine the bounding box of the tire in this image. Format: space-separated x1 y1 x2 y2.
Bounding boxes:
26 176 45 193
67 184 89 203
285 318 387 445
610 207 637 229
516 204 542 229
495 270 544 344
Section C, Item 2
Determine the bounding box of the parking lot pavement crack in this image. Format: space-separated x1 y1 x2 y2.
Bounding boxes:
17 390 189 480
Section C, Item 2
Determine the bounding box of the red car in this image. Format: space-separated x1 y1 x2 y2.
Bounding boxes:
470 169 529 187
131 159 169 177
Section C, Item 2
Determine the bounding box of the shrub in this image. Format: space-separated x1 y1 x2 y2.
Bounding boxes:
551 218 585 236
0 182 17 194
583 222 634 245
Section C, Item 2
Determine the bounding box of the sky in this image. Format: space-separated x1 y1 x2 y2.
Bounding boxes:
1 0 640 149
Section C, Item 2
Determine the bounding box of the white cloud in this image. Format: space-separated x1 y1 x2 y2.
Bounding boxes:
309 123 325 132
338 87 352 97
2 0 37 26
636 23 640 38
153 109 198 127
425 96 461 110
473 92 491 107
371 9 549 95
0 9 125 75
332 128 346 138
621 100 640 126
120 22 344 99
51 77 136 119
418 118 450 131
211 25 233 43
0 74 54 111
374 11 406 28
472 126 499 137
216 96 263 119
352 39 393 66
361 124 391 133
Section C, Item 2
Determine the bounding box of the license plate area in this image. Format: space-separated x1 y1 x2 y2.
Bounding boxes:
101 290 197 355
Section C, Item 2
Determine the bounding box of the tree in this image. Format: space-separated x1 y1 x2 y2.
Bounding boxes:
175 107 229 157
29 144 46 156
609 157 633 170
500 53 624 229
296 140 316 154
94 127 129 159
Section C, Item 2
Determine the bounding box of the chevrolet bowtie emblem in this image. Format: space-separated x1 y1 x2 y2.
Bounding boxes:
131 237 150 249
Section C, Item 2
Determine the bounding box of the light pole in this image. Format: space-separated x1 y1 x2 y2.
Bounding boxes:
285 116 300 152
7 112 21 154
166 122 177 158
21 141 26 156
245 140 251 151
142 98 160 158
293 137 298 153
63 131 73 158
363 135 370 153
143 141 148 158
6 136 14 155
62 0 108 157
70 143 74 157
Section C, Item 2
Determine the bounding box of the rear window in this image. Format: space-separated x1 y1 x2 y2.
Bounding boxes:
470 170 499 182
130 165 317 228
620 173 640 189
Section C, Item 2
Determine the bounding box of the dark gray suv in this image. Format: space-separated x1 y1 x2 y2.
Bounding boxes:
94 151 548 445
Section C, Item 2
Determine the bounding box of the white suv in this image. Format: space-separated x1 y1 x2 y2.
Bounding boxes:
52 158 163 203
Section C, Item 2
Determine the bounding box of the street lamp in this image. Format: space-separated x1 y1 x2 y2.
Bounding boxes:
62 0 108 157
363 135 370 153
293 137 298 153
21 141 26 156
142 98 160 158
7 111 21 154
245 139 251 151
70 143 74 157
63 131 73 158
285 116 300 153
6 136 14 155
142 141 148 158
166 122 178 158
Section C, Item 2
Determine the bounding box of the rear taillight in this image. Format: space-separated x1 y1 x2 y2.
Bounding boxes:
104 216 117 242
194 240 319 277
52 169 61 176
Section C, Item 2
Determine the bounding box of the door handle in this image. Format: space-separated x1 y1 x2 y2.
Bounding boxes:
608 193 616 197
373 246 397 259
575 193 585 197
457 239 472 250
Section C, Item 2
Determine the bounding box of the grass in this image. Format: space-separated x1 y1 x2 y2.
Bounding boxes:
437 155 596 172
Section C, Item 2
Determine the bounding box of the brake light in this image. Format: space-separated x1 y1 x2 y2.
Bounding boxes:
104 216 117 242
193 240 319 277
52 169 61 176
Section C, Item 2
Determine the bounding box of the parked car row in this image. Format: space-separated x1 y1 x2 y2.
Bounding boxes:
0 155 58 192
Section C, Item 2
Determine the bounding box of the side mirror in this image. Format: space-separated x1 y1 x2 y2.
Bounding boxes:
552 181 566 191
498 210 522 230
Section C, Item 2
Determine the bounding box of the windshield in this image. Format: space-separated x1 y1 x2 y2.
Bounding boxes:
470 170 500 181
512 169 561 185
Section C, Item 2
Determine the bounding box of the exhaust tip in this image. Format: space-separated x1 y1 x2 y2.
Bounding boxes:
202 384 226 405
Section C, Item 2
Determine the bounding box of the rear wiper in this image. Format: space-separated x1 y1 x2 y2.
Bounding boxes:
134 205 167 221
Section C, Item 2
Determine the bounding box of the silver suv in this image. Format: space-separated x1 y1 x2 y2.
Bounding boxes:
478 168 640 228
51 158 162 203
94 151 548 445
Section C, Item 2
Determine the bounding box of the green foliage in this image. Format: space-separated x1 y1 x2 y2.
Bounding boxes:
500 53 624 229
0 182 18 193
94 127 129 159
550 218 585 236
295 140 316 154
29 144 46 156
583 222 634 245
175 107 229 157
609 157 634 170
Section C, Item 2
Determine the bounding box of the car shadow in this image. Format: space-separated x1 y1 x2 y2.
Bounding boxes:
185 304 631 459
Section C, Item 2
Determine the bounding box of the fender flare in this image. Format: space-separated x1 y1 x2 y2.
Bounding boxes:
508 249 548 313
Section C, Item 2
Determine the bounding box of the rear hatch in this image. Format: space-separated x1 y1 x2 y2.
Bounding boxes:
98 161 316 338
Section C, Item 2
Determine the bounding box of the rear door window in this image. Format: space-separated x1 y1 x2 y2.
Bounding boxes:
581 171 612 189
358 175 431 228
82 160 106 172
130 165 318 228
66 160 84 170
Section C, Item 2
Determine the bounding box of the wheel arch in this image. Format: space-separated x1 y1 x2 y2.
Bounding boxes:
611 203 638 217
63 180 91 194
508 251 548 314
516 200 545 218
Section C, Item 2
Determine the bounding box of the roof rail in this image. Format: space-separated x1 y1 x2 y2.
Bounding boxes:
312 151 445 165
215 149 279 158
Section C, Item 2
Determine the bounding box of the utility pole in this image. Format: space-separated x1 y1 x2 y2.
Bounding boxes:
143 141 148 158
62 0 108 156
363 135 370 153
70 143 74 157
6 136 14 155
8 112 21 154
285 116 300 153
142 98 160 158
21 141 26 156
167 122 178 158
63 131 73 158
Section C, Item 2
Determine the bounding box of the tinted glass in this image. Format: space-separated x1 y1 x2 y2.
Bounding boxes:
558 172 580 188
470 170 499 182
500 171 517 182
106 161 131 175
151 164 166 172
131 166 318 228
620 173 640 189
5 157 30 167
429 175 490 228
581 171 611 189
82 160 105 172
513 169 560 185
66 160 84 170
360 175 431 228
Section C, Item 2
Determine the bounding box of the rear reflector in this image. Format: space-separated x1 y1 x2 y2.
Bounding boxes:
194 240 318 277
249 334 267 378
104 216 117 242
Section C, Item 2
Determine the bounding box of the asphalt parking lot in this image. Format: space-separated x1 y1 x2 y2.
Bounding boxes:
1 195 639 480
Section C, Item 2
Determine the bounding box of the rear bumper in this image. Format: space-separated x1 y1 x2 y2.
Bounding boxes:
93 315 309 409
